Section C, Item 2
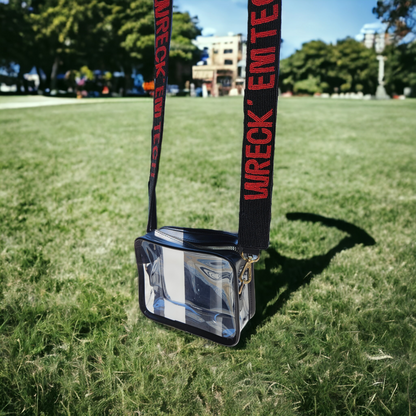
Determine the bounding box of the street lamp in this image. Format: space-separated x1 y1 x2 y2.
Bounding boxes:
374 33 390 99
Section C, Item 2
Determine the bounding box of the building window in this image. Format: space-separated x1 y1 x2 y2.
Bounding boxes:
224 59 233 65
224 49 233 54
217 76 232 87
213 49 219 54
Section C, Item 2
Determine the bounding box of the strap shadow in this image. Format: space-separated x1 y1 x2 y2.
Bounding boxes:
238 212 376 348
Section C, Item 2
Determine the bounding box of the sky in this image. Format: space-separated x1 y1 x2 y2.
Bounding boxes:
174 0 384 58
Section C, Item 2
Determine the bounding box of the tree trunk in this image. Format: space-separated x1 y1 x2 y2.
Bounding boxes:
36 66 46 93
50 56 59 93
17 64 31 95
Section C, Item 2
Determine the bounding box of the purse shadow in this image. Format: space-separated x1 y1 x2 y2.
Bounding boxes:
238 212 376 348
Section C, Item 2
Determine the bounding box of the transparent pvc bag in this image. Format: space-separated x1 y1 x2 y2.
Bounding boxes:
137 0 281 347
135 227 255 346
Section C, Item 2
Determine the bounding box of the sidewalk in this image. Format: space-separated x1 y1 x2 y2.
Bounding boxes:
0 96 141 110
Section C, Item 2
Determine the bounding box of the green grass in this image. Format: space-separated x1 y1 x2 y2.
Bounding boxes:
0 96 415 415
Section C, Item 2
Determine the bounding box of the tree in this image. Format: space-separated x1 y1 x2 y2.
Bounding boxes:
280 38 378 95
169 11 202 86
293 75 322 95
373 0 416 39
119 3 201 83
1 0 201 91
333 38 378 94
29 0 119 91
280 40 335 94
0 0 36 92
0 1 33 67
115 0 157 81
384 41 416 95
27 0 201 89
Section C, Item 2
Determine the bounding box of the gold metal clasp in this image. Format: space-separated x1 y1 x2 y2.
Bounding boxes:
238 253 260 295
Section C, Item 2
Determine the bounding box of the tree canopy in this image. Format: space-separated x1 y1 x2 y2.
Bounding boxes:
280 39 378 95
383 41 416 95
0 0 34 71
373 0 416 39
280 36 416 96
0 0 201 88
118 3 200 79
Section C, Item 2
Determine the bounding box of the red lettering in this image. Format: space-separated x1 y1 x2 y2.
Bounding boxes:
246 145 271 159
251 4 278 26
156 32 169 48
247 128 272 144
156 46 167 63
155 87 164 98
244 175 269 200
243 0 278 202
249 74 275 90
251 27 277 44
155 0 170 18
248 109 274 128
154 122 162 131
156 16 170 34
155 61 166 77
250 47 276 73
153 132 160 145
252 0 273 5
245 160 270 175
152 146 158 160
154 97 163 117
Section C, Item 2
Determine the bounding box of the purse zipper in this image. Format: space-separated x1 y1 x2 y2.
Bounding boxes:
154 229 239 253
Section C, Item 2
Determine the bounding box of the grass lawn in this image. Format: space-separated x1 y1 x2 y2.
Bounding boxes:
0 96 415 415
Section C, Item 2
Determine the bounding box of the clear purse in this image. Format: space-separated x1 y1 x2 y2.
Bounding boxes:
135 0 282 346
135 228 256 346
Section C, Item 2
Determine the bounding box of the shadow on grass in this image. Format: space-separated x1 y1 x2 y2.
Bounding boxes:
239 212 376 348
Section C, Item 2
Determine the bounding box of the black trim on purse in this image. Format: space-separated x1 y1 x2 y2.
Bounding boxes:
135 0 282 346
135 228 255 346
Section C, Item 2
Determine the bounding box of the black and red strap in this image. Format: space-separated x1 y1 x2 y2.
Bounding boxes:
147 0 173 232
146 0 282 255
238 0 282 254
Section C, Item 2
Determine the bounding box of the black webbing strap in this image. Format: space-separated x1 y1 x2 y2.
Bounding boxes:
147 0 173 232
238 0 282 254
147 0 282 255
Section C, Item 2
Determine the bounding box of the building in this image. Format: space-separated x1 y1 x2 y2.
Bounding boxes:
355 23 393 50
192 34 246 97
